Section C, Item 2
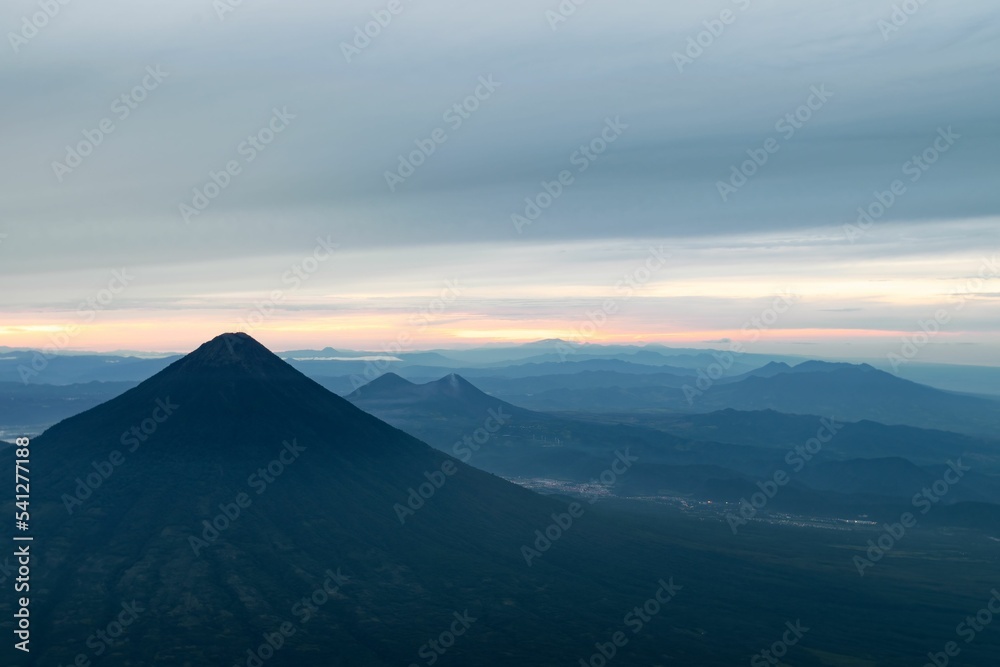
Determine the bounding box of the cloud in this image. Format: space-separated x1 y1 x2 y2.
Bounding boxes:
2 1 999 254
1 0 998 362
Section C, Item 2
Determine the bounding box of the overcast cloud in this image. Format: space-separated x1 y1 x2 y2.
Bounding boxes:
1 0 998 359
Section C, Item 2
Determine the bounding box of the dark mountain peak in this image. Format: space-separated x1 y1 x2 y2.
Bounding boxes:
375 371 414 386
169 332 298 380
349 372 416 398
39 332 398 459
428 373 486 398
423 375 528 416
742 361 793 377
204 331 259 352
439 372 469 386
353 372 482 400
349 372 525 418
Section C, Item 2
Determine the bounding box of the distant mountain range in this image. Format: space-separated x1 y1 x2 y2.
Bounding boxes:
348 371 526 417
695 362 1000 437
479 360 1000 438
0 351 181 384
3 334 999 665
347 372 694 481
618 408 1000 469
347 372 1000 514
0 380 138 436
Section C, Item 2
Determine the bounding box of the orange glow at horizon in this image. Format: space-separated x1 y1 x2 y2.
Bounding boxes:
0 311 974 354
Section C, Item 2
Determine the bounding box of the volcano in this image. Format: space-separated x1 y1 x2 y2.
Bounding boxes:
0 333 704 666
2 333 996 665
346 371 531 421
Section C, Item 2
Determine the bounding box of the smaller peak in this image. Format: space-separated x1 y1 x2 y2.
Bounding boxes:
427 374 494 403
372 372 414 387
740 361 791 379
346 372 415 399
437 373 473 389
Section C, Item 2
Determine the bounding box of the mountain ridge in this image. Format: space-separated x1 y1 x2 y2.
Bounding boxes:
0 333 706 665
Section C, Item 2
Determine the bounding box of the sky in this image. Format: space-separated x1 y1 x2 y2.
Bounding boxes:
1 0 998 364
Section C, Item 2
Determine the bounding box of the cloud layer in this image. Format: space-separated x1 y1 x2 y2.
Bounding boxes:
1 0 998 360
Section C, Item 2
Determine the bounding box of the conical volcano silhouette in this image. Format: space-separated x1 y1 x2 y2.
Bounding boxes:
2 333 686 666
